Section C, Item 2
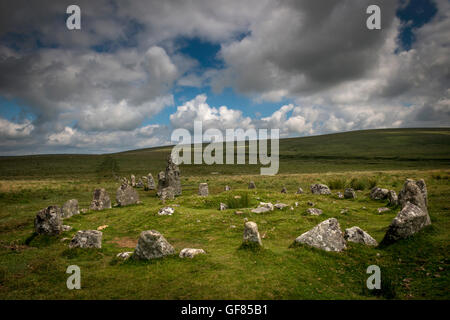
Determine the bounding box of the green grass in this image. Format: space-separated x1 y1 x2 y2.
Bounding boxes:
0 128 449 299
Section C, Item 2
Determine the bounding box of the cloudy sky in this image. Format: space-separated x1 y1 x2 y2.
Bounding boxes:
0 0 448 155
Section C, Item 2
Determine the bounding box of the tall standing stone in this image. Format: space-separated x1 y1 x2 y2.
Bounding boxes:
147 173 155 190
198 183 209 196
243 221 262 246
157 171 166 196
164 155 181 196
130 174 136 187
89 188 112 211
34 206 62 235
61 199 80 219
398 179 428 214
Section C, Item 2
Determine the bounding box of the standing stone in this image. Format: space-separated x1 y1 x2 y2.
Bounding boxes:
398 179 428 213
61 199 80 219
296 187 304 194
130 174 136 187
294 218 346 252
157 171 166 195
34 206 62 235
69 230 102 248
224 185 231 191
344 188 356 199
179 248 206 258
147 173 156 190
160 186 175 201
310 184 331 195
136 179 144 188
380 202 431 246
388 190 398 206
248 181 256 189
133 230 175 260
164 155 182 196
89 188 111 210
198 183 209 196
281 186 287 194
370 187 389 200
243 221 262 246
116 183 140 206
344 226 378 246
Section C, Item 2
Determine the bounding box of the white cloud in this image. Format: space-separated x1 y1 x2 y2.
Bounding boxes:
0 118 34 139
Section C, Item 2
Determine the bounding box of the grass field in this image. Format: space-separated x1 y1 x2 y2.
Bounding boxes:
0 128 449 299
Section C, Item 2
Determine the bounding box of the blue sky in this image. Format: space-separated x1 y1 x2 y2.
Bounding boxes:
0 0 448 155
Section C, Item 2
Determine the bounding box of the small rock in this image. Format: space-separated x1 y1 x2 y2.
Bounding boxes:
179 248 206 258
281 187 287 194
370 187 389 200
344 188 356 199
310 184 331 195
274 203 288 209
296 187 304 194
306 208 323 216
248 181 256 189
116 252 133 260
295 202 299 207
307 201 315 206
251 202 274 213
219 203 228 211
337 192 344 199
69 230 102 249
62 225 72 232
235 211 244 215
158 206 174 216
159 186 175 201
97 225 108 231
377 207 390 214
224 185 231 191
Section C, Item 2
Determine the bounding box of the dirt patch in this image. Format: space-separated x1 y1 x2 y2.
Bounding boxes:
109 237 138 248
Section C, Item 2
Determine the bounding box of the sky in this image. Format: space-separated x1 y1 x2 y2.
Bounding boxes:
0 0 449 155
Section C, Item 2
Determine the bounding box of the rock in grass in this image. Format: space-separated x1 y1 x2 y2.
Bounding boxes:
380 202 431 246
61 199 79 218
296 187 304 194
344 188 356 199
69 230 102 249
243 221 262 246
198 183 209 196
62 225 72 232
147 173 155 190
310 184 331 195
337 192 344 199
377 207 390 214
34 206 63 235
307 201 315 206
281 186 287 193
294 218 346 252
398 179 428 213
158 206 174 215
89 188 111 211
179 248 206 258
251 202 274 213
388 190 398 206
248 181 256 189
136 178 144 188
344 226 378 246
224 185 231 191
219 203 228 211
133 230 175 260
306 208 323 216
160 186 175 201
116 251 133 260
370 187 389 200
116 183 140 206
274 203 288 209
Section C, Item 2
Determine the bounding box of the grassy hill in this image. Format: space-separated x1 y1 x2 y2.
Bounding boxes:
0 128 449 299
0 128 449 179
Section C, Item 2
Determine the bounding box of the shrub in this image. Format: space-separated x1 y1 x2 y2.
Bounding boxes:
349 177 378 190
226 193 250 209
327 178 347 190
